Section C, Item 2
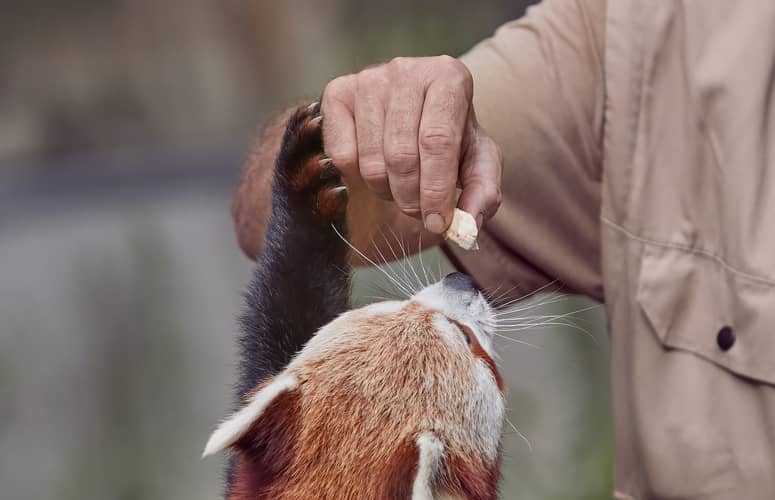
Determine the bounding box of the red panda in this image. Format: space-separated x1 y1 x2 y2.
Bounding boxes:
203 102 505 499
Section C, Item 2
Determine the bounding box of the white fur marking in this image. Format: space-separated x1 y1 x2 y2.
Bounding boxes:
432 313 462 349
412 432 444 500
413 280 496 358
473 362 505 460
201 373 298 458
360 300 404 315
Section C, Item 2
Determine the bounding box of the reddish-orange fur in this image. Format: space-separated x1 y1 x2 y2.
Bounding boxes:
443 456 501 500
227 303 501 499
233 108 295 260
288 156 323 193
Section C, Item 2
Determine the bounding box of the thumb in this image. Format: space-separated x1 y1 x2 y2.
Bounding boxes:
456 128 503 229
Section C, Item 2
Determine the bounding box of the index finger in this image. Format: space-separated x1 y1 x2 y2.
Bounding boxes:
418 80 470 234
321 75 358 178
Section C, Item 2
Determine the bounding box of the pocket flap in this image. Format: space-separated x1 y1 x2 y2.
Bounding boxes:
636 244 775 385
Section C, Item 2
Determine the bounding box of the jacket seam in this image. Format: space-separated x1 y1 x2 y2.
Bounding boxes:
601 216 775 287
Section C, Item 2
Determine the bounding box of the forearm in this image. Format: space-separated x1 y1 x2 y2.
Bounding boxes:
234 107 295 261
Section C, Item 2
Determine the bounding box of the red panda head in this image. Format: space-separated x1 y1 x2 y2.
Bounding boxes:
204 272 504 500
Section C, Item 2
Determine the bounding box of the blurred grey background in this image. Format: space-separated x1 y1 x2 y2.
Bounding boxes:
0 1 611 499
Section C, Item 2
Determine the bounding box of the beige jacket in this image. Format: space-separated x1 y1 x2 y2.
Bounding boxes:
450 1 775 498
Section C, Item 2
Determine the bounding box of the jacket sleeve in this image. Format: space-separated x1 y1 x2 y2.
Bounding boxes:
446 0 606 302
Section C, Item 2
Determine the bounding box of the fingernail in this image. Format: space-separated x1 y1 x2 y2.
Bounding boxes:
424 212 446 234
475 213 483 229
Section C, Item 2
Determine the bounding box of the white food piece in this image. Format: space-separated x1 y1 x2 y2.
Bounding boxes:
444 208 479 251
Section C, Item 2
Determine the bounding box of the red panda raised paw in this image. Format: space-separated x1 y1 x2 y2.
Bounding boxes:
274 102 348 223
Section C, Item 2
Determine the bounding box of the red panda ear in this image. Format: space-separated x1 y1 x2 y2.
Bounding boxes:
411 432 445 500
202 373 299 458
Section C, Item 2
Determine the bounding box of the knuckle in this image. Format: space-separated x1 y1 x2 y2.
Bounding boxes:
435 54 457 67
360 163 389 184
494 142 504 165
323 75 353 102
388 56 413 74
393 186 421 213
419 127 459 155
465 176 502 210
436 55 472 93
326 146 357 170
392 179 420 210
488 186 503 208
384 143 419 172
357 67 387 89
421 180 451 205
395 202 421 217
480 183 502 209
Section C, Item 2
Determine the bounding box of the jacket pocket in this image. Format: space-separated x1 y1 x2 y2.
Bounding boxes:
636 242 775 385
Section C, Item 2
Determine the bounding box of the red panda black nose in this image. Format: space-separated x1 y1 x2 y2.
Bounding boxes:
443 272 481 293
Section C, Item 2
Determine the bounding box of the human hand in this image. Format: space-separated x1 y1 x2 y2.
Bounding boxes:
320 55 503 234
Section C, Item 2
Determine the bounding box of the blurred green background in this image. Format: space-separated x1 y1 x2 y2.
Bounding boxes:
0 1 611 498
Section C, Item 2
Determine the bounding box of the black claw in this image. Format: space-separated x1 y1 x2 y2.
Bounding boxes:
333 185 348 202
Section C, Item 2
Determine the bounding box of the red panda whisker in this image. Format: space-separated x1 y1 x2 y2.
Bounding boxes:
370 234 416 296
364 295 397 302
488 283 504 298
494 319 593 333
377 229 406 276
495 292 563 314
417 232 431 287
495 316 600 342
385 228 426 293
401 240 425 292
416 229 424 284
333 224 414 297
380 229 420 294
483 282 508 303
369 234 390 267
388 227 409 261
496 292 589 314
495 322 600 345
494 316 588 329
493 279 562 310
407 257 425 292
369 280 404 302
496 303 601 325
504 414 533 452
489 284 521 304
377 229 419 293
491 332 542 349
494 292 570 314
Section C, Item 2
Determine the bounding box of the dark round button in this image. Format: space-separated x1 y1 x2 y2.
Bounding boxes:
716 326 735 351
